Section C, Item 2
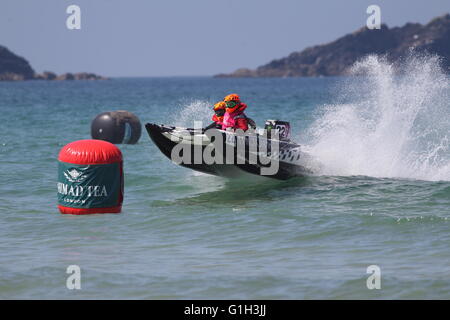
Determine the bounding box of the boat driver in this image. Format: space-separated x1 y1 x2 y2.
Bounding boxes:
222 93 256 131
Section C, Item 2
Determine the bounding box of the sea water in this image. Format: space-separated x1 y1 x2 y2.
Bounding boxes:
0 55 449 299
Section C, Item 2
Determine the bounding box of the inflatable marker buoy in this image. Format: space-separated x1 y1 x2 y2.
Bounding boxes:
57 139 124 215
91 110 141 144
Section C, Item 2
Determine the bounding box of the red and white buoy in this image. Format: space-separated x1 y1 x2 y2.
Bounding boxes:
57 139 124 214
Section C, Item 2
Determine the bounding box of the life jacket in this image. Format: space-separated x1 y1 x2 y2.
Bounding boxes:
222 103 247 130
212 114 224 126
222 103 249 131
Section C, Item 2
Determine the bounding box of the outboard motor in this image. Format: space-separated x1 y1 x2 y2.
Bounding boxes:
264 120 291 140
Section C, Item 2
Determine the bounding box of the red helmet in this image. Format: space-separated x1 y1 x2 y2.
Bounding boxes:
224 93 240 102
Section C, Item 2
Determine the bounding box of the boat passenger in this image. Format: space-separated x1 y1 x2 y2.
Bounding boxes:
205 101 226 130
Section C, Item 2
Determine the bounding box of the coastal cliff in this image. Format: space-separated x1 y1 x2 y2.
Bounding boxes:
216 13 450 77
0 45 35 80
0 45 107 81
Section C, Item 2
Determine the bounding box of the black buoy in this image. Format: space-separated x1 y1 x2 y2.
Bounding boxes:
91 110 142 144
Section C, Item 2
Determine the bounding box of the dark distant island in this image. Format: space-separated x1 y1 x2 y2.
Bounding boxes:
215 13 450 78
0 45 108 81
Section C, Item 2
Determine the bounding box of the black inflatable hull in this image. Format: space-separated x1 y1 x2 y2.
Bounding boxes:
146 123 249 178
145 123 313 180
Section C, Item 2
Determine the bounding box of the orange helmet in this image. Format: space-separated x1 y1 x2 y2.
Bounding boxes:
213 101 226 117
213 101 226 111
224 93 240 102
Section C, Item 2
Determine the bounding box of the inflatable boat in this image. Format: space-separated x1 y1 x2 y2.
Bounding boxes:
145 121 316 180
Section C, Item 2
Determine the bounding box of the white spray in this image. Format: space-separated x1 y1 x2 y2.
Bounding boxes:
173 100 212 127
304 54 450 181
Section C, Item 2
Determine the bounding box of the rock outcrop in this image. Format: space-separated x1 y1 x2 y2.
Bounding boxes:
0 45 108 81
34 71 57 80
71 72 108 80
34 72 108 81
216 13 450 77
0 45 35 81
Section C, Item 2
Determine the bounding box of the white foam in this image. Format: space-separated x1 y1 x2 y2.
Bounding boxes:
304 54 450 181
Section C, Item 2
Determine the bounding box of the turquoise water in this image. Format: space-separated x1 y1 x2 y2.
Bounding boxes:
0 56 449 299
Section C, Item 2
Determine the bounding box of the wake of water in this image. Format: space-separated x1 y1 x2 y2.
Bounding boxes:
304 54 450 181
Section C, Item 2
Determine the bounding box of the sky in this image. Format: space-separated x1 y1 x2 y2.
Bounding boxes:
0 0 449 77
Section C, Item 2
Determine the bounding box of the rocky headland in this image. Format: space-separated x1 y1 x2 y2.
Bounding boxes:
216 13 450 77
0 45 108 81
